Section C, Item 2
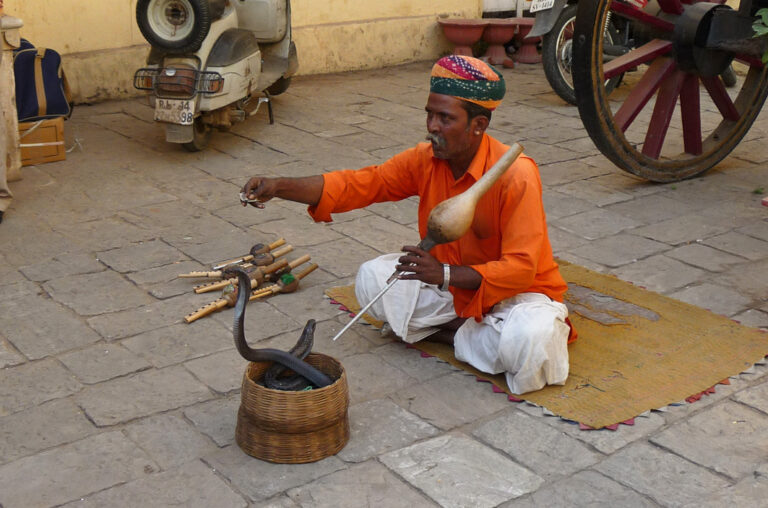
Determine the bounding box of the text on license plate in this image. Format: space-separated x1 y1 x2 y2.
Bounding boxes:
154 98 194 125
530 0 555 13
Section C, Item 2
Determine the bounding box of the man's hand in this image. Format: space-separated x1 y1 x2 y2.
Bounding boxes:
241 177 279 207
395 245 444 286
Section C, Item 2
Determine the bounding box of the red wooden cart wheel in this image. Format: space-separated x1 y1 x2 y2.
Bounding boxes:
573 0 768 182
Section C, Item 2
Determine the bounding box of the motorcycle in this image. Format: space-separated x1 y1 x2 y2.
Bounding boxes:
132 0 297 151
529 0 736 106
529 0 626 105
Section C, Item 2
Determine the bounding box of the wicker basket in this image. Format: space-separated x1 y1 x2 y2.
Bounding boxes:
235 352 350 464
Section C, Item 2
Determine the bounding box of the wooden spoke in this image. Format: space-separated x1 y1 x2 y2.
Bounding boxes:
680 74 702 155
657 0 684 15
734 54 764 69
604 39 673 79
642 69 686 158
701 76 740 121
614 57 676 131
610 1 675 32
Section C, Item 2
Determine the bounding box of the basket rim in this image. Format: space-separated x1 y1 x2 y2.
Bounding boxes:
243 352 346 395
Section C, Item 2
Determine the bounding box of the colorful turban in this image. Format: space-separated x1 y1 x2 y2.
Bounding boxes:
429 55 506 111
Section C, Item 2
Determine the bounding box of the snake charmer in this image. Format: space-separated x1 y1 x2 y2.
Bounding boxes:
242 55 576 395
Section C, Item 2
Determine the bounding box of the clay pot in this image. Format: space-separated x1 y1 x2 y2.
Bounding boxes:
438 19 489 57
482 19 517 67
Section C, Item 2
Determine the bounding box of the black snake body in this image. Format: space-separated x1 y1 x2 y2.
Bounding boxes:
232 267 332 390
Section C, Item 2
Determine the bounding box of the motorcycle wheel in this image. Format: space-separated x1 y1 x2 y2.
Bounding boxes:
183 116 211 152
542 3 622 105
267 77 292 96
136 0 211 54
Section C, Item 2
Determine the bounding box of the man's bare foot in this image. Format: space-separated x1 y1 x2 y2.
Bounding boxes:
426 328 456 345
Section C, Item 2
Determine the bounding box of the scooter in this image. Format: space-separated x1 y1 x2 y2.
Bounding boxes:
132 0 297 151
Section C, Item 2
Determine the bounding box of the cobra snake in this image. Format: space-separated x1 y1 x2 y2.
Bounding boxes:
232 267 332 390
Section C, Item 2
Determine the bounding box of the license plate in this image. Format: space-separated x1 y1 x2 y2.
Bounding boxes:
530 0 555 12
154 98 194 125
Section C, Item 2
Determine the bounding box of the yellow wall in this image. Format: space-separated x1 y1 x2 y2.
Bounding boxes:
3 0 481 103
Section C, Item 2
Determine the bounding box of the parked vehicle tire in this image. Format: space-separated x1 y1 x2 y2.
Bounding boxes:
542 3 622 105
136 0 212 54
721 65 738 88
183 116 211 152
267 77 292 96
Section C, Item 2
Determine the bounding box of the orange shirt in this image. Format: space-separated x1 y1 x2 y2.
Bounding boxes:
308 134 568 321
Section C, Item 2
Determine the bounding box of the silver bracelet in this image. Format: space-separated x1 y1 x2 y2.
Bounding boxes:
440 264 450 291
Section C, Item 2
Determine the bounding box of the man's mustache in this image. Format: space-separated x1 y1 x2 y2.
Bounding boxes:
425 133 446 148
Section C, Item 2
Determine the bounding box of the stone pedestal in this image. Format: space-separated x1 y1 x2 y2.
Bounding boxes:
0 13 23 217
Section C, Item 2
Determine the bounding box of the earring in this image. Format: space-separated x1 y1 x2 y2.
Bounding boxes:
475 131 481 135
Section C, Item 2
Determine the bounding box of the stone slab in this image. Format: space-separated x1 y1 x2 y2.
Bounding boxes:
604 192 705 224
340 352 418 404
668 282 752 317
0 358 82 417
44 270 154 316
632 214 734 245
391 372 514 430
183 348 246 394
75 366 213 426
98 240 186 273
516 404 666 454
651 401 768 480
287 460 437 507
121 320 232 368
183 395 240 447
372 342 457 382
702 231 768 262
553 208 643 240
688 468 768 508
0 295 102 359
87 294 210 340
609 254 707 294
19 252 105 282
569 234 668 268
0 398 95 465
594 442 731 505
506 470 657 507
289 237 381 279
472 409 602 479
337 398 439 463
259 318 378 361
61 460 247 508
58 342 151 384
731 309 768 330
0 431 157 508
666 243 747 272
127 260 207 286
204 445 345 502
123 413 219 469
330 215 420 254
541 190 594 220
380 434 543 508
0 336 25 368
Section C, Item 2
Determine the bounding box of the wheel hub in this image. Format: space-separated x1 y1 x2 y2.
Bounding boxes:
673 3 733 77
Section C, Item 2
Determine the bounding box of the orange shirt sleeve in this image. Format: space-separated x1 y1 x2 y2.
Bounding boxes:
459 157 554 319
307 148 423 222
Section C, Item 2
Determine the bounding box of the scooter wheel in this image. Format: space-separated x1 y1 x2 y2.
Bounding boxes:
136 0 212 54
183 117 211 152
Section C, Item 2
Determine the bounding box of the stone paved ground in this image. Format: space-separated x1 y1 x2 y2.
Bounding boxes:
1 61 767 507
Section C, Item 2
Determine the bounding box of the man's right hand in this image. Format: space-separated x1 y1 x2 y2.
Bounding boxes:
241 177 278 207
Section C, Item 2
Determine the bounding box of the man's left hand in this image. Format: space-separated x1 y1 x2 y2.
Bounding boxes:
395 245 444 286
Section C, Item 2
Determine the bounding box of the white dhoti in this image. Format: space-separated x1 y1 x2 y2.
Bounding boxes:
355 254 571 395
